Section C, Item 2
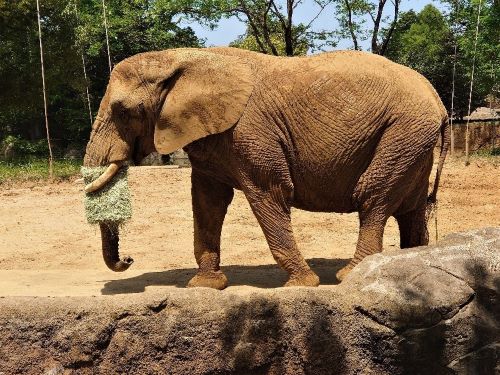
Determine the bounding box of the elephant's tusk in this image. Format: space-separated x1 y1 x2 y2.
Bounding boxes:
84 162 122 193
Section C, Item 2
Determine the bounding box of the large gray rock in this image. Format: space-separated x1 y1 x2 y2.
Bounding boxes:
139 152 165 166
0 228 498 374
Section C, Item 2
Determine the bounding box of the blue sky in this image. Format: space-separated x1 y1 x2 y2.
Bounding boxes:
181 0 445 50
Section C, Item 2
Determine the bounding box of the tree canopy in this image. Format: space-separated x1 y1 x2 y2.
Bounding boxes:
0 0 201 149
385 1 499 119
0 0 498 154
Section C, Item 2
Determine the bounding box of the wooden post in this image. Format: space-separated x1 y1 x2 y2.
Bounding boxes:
81 51 93 127
450 124 454 155
36 0 54 178
450 44 457 156
464 0 483 166
74 3 93 128
102 0 112 74
465 128 470 165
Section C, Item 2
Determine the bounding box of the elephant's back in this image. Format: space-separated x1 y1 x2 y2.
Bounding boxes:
255 51 445 212
207 47 445 120
208 48 446 212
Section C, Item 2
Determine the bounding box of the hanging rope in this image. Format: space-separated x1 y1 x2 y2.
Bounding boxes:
464 0 483 166
73 2 93 128
102 0 112 74
36 0 54 178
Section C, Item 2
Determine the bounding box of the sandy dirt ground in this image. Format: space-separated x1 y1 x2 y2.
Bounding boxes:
0 156 498 296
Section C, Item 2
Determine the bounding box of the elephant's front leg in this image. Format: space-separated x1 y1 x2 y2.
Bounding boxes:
244 182 320 287
187 171 234 290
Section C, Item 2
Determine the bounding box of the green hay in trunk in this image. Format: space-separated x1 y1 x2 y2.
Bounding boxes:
82 166 132 225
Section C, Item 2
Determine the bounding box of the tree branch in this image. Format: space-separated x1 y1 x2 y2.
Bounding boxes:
371 0 387 54
293 0 304 10
270 0 288 29
238 0 268 54
303 2 328 31
285 0 294 55
261 0 279 55
269 0 293 55
379 0 400 56
344 0 359 50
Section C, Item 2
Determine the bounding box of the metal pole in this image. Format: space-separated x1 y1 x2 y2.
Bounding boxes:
36 0 54 178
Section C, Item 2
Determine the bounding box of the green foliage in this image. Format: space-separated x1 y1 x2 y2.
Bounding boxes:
74 0 201 62
473 145 500 157
448 0 500 116
0 0 498 169
0 0 203 153
0 158 81 184
230 23 310 56
334 0 402 54
335 0 375 46
385 6 456 109
180 0 336 56
385 2 500 118
0 0 84 142
1 135 49 156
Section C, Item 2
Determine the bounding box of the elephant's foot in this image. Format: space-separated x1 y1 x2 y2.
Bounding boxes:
336 263 355 282
187 271 228 290
284 271 320 287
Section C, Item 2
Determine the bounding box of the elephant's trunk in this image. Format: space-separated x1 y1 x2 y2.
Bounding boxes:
100 222 134 272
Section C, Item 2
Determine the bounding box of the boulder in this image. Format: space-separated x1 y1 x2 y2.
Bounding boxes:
0 228 498 374
64 144 84 160
140 152 164 166
171 149 190 167
2 142 15 160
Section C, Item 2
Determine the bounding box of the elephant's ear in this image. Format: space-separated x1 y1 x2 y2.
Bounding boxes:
154 50 254 154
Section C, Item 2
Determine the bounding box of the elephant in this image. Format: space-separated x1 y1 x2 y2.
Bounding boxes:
83 47 449 289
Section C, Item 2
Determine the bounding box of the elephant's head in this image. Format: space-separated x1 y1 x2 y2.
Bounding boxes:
83 48 253 272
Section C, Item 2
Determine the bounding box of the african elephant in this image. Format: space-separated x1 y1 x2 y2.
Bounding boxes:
83 47 449 289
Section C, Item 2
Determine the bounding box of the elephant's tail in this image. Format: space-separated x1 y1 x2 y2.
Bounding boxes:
427 117 450 208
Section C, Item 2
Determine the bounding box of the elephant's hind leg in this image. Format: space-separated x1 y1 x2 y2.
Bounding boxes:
187 170 234 290
394 167 432 249
395 206 429 249
336 120 439 281
243 179 320 287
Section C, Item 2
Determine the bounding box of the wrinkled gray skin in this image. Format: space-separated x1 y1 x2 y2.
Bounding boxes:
84 47 449 289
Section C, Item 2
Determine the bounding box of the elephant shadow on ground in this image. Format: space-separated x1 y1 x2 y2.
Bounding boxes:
100 258 349 295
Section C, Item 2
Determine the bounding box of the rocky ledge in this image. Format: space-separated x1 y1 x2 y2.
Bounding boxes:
0 227 498 374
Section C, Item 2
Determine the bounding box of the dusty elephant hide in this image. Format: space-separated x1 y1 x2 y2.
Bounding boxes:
82 166 132 224
82 47 449 287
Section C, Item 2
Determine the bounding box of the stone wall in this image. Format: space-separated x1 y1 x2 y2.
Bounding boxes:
0 228 498 374
450 121 499 153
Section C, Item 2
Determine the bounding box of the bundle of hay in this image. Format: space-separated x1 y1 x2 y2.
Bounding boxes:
81 166 132 224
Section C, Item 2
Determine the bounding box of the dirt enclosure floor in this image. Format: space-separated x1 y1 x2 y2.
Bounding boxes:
0 156 498 297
